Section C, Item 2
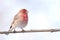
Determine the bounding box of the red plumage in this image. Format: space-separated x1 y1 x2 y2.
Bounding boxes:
9 9 28 32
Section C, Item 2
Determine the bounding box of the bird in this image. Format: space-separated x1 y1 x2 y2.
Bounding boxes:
9 9 28 33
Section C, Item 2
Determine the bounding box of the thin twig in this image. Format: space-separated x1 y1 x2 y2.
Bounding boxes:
0 29 60 34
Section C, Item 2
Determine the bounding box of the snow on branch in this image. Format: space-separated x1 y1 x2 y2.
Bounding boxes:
0 29 60 34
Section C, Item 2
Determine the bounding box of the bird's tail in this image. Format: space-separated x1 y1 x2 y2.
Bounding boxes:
5 25 12 35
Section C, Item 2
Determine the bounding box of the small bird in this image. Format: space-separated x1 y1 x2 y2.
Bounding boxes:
9 9 28 32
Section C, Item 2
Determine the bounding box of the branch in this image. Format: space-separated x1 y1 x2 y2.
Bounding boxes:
0 29 60 34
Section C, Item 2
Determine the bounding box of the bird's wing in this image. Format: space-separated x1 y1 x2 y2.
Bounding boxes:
10 14 19 28
11 14 19 25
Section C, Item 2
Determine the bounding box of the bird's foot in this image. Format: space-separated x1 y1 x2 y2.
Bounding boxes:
21 29 25 32
13 30 16 33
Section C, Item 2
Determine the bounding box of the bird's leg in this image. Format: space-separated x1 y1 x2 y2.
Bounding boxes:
13 29 16 33
21 28 25 32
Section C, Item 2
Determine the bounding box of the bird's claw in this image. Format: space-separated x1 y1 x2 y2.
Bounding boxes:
13 30 16 33
21 29 25 32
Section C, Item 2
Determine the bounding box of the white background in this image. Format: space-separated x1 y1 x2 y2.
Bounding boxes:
0 0 60 40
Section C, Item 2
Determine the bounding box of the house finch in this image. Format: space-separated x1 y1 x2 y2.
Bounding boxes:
9 9 28 32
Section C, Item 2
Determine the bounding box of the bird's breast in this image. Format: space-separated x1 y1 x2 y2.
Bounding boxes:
20 13 28 21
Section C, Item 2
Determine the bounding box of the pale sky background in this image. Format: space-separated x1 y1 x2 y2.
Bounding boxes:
0 0 60 40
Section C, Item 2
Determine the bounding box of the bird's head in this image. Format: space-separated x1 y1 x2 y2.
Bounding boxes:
20 9 28 14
